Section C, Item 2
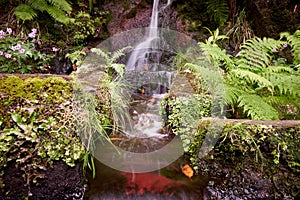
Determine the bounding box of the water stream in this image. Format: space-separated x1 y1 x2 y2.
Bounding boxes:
84 0 212 199
126 0 171 71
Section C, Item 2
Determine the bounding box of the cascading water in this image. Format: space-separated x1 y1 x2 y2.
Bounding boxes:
126 0 171 71
124 0 175 139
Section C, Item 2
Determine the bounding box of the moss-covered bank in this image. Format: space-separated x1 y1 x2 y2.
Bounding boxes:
0 75 87 199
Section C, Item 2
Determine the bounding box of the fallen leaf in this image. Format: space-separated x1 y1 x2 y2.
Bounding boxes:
181 164 194 179
109 137 123 141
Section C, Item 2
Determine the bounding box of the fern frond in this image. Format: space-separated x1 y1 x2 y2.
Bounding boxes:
28 0 48 12
231 69 273 91
111 64 125 77
91 48 110 59
267 65 294 73
265 73 300 97
236 37 284 72
111 46 132 64
206 0 229 26
47 0 72 14
14 4 37 21
280 30 300 65
46 6 72 24
238 93 279 120
184 62 225 103
224 85 243 111
199 42 235 70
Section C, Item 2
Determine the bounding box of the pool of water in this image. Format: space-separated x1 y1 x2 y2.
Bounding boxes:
84 92 210 199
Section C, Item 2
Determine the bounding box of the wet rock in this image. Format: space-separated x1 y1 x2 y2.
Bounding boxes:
104 0 186 36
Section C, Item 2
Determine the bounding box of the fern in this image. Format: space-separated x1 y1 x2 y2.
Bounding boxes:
280 30 300 65
199 42 235 71
111 46 133 65
183 62 226 112
224 84 242 112
264 73 300 97
14 0 73 24
267 65 294 73
236 37 285 72
47 0 72 14
91 46 132 78
14 4 37 21
46 5 72 24
237 93 279 120
231 69 273 91
28 0 48 12
224 83 279 120
206 0 230 27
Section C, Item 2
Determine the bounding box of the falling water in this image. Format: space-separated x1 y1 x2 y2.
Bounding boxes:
126 0 171 71
124 0 175 139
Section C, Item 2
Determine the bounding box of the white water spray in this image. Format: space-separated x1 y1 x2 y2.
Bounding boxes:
126 0 171 71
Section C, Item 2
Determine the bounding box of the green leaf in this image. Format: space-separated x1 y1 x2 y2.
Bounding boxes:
111 63 125 77
231 69 273 91
14 4 37 21
11 112 22 124
238 94 279 120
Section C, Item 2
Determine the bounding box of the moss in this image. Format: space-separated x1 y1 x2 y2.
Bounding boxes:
0 75 87 191
189 122 300 172
175 121 299 198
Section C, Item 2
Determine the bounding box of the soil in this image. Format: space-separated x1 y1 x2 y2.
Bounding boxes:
0 161 85 200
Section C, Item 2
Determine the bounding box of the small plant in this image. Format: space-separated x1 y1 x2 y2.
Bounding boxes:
226 9 255 50
91 46 132 79
70 11 108 45
66 49 87 68
0 27 54 73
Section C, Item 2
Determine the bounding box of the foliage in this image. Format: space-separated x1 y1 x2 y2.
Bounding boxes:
0 28 53 73
206 0 229 27
91 46 132 79
226 9 255 50
90 46 133 133
189 29 300 120
280 30 300 65
14 0 73 24
0 76 87 189
66 48 87 67
186 121 300 198
160 93 212 151
69 11 110 45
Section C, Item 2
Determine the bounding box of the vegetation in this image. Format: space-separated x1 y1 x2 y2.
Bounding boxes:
206 0 229 27
0 76 87 192
14 0 73 24
177 29 300 120
0 28 53 73
192 121 300 199
0 0 299 198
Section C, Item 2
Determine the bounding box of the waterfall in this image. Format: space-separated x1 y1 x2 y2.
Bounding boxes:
126 0 170 71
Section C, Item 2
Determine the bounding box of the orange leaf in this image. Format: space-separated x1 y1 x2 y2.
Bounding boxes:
109 137 123 141
181 164 194 179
